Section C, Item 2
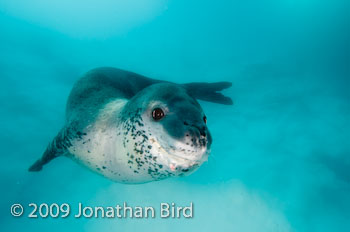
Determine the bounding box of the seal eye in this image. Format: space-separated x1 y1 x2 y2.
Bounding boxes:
203 116 207 124
152 108 165 121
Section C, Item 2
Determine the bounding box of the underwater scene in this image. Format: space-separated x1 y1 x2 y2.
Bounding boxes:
0 0 349 231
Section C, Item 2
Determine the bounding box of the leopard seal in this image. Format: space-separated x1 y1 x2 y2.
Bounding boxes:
28 67 232 184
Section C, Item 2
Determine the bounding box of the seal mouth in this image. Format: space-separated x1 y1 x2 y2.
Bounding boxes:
150 137 208 173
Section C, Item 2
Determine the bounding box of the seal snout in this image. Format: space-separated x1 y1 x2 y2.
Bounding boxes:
183 121 211 148
184 121 207 137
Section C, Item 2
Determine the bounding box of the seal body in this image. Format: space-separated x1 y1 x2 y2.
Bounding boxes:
29 67 232 184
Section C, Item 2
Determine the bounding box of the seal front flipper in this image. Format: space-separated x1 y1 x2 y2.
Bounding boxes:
28 127 75 172
183 82 233 105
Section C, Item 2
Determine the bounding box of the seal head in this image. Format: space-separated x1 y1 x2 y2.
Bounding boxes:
120 83 212 180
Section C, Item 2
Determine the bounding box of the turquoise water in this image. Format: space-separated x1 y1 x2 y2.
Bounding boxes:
0 0 349 231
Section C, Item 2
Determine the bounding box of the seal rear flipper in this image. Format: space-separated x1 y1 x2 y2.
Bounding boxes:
183 82 233 105
28 127 74 172
28 145 62 172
